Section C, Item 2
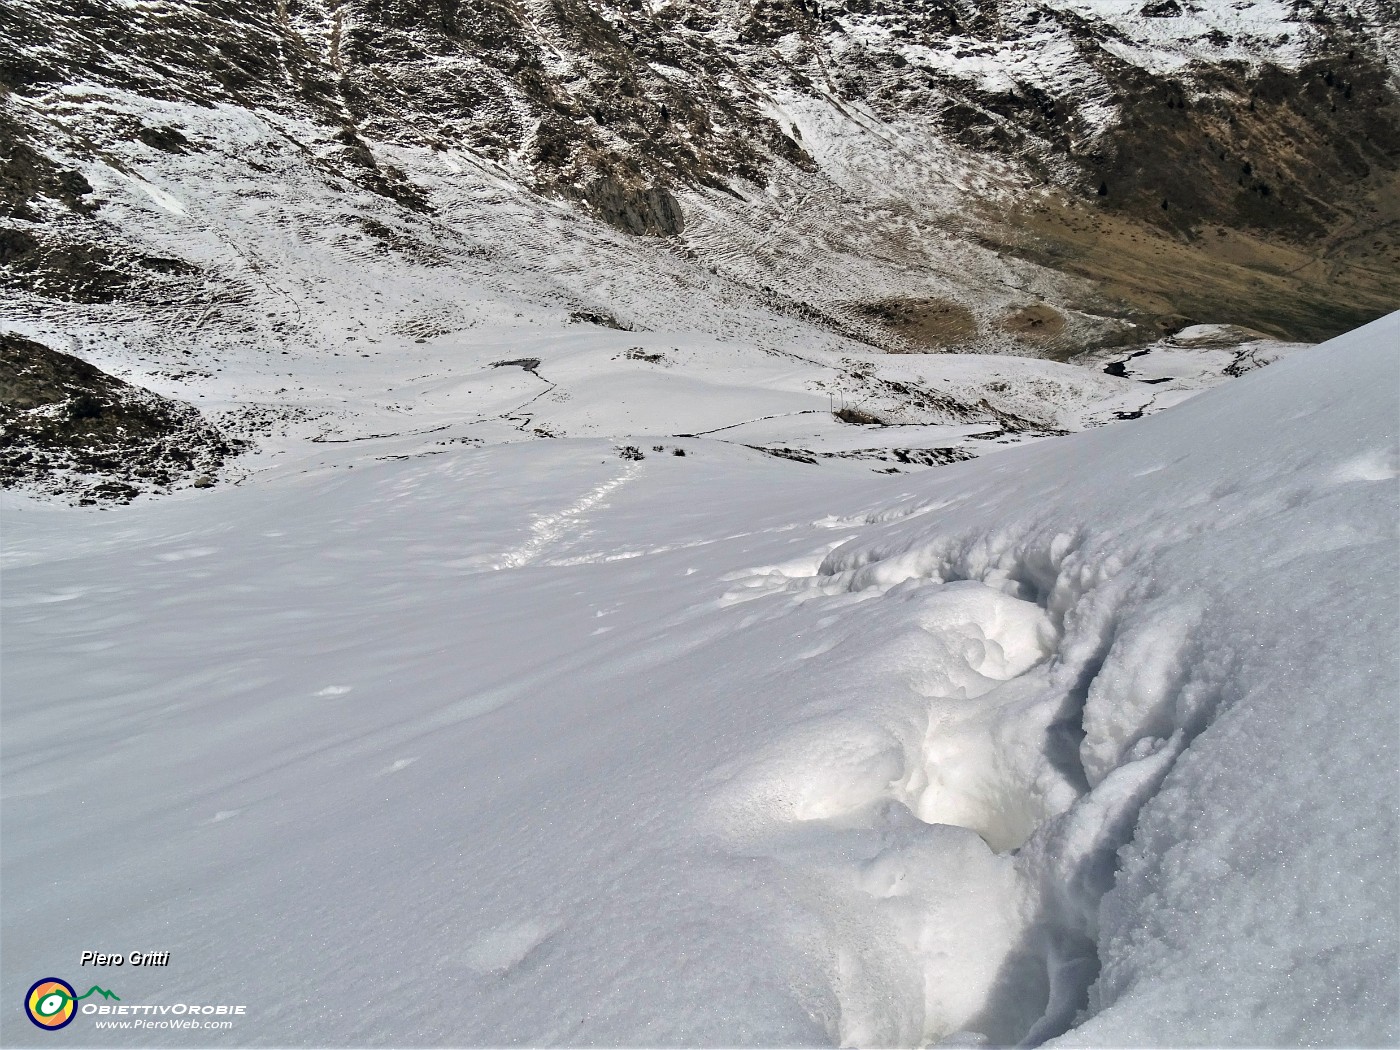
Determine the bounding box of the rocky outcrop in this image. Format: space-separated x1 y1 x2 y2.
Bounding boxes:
574 177 685 236
0 333 246 503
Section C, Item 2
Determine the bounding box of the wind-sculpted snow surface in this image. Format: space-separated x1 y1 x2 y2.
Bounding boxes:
2 314 1396 1047
728 311 1400 1044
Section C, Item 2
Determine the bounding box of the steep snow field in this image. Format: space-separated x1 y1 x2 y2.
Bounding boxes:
2 312 1396 1047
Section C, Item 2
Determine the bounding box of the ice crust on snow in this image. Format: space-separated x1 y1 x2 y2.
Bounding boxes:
2 314 1396 1046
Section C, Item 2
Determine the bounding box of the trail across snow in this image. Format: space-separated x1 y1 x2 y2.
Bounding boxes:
495 463 643 570
1 315 1396 1047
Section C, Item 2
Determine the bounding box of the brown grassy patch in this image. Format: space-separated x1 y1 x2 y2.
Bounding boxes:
850 297 979 350
833 405 883 425
999 304 1067 343
980 176 1400 344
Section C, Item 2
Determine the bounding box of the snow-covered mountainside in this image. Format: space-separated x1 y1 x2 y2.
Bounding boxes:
3 292 1396 1045
3 0 1398 500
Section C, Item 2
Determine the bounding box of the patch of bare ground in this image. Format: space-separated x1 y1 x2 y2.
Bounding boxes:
833 405 884 425
848 297 979 350
979 174 1400 346
1167 324 1274 348
998 304 1067 345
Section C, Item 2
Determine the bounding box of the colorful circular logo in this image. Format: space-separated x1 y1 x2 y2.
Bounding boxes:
25 978 77 1030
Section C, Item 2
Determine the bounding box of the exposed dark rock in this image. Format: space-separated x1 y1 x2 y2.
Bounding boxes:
0 111 96 221
0 232 134 304
1140 0 1183 17
0 333 246 501
1076 54 1400 242
571 309 632 330
574 177 684 237
135 124 191 153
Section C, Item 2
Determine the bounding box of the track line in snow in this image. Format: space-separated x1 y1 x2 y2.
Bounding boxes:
676 408 825 438
494 463 643 570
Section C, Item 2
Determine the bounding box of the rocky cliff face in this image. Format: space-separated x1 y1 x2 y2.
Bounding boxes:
5 0 1398 319
1 0 1397 496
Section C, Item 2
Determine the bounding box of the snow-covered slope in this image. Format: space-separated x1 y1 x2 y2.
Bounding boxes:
4 308 1394 1046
